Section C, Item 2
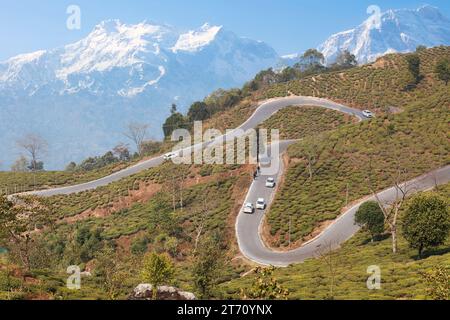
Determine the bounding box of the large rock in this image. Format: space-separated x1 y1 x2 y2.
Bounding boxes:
129 284 196 300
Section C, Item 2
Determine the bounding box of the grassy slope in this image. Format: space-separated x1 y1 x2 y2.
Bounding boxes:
262 46 450 111
222 183 450 300
0 165 121 196
0 169 251 300
258 105 355 140
262 47 450 247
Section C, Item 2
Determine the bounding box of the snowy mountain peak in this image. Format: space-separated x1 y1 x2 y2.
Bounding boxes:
0 20 278 169
172 23 223 53
318 5 450 64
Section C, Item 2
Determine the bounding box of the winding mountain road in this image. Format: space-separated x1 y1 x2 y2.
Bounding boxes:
24 96 365 197
236 145 450 266
21 96 450 267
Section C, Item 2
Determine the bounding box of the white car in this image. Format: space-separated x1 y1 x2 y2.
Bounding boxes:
256 198 267 210
265 177 276 188
362 110 374 118
163 152 178 161
243 203 255 214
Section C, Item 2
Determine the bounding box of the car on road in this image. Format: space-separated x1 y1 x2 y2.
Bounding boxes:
265 177 276 188
163 152 178 161
243 203 255 214
256 198 266 210
362 110 374 118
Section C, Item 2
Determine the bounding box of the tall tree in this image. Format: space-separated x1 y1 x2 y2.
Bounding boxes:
94 246 129 300
402 193 449 258
170 103 178 115
16 134 48 171
113 143 131 161
188 101 210 121
11 156 29 172
123 122 149 156
364 157 411 254
302 134 323 181
302 49 325 66
317 242 341 300
162 112 187 138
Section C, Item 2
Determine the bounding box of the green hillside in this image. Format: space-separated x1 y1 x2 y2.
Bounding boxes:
258 47 450 247
223 184 450 300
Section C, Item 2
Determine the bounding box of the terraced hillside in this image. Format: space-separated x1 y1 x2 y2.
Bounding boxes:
223 183 450 300
262 46 450 112
1 47 448 300
258 105 355 140
260 47 450 248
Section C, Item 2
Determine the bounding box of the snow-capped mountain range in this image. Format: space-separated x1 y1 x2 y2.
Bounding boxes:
1 5 449 169
318 5 450 64
0 21 278 169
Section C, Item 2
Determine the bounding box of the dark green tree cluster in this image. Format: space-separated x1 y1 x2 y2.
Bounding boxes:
161 48 359 138
354 201 385 242
435 59 450 85
74 226 105 263
405 53 421 84
402 193 449 258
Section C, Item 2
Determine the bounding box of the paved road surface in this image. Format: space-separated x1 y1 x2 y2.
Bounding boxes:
236 145 450 266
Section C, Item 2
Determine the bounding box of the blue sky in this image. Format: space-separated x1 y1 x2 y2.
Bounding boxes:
1 0 450 60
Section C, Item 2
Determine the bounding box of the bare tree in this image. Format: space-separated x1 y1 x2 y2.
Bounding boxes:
316 241 341 300
16 134 48 171
177 167 189 212
11 156 29 172
364 157 412 254
303 134 322 180
123 122 149 156
112 143 130 161
193 196 214 254
162 163 190 212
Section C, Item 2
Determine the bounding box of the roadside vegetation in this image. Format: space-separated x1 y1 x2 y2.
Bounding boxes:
263 46 450 247
0 164 251 299
223 184 449 300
